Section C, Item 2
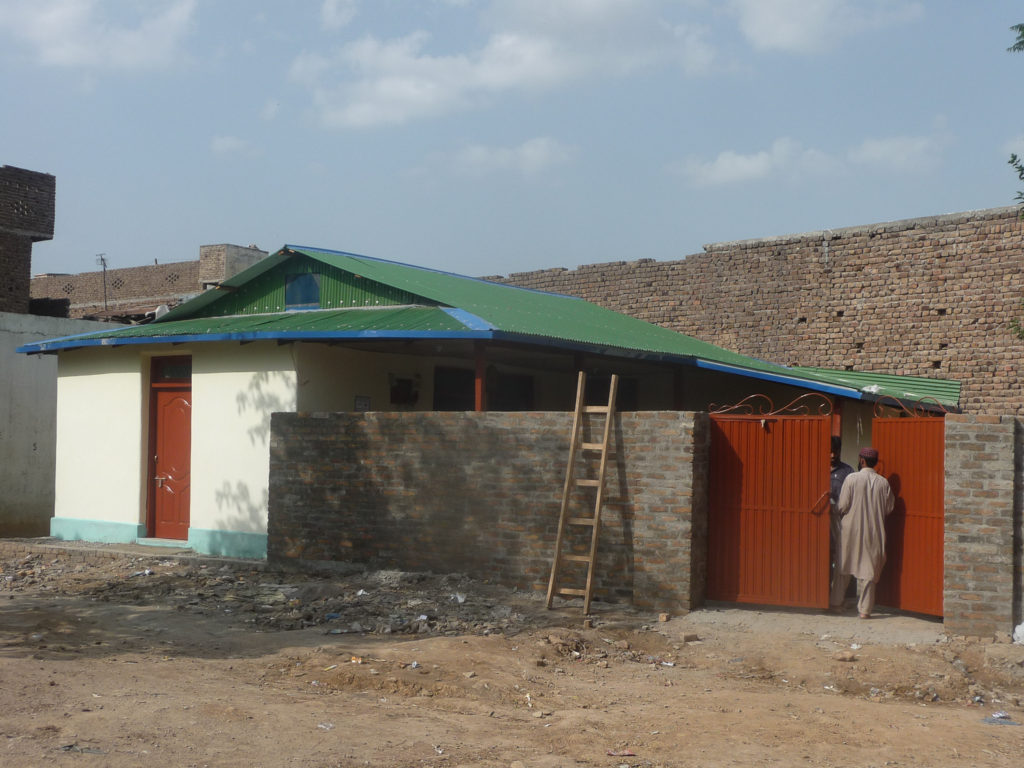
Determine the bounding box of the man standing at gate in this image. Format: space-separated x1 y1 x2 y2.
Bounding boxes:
829 437 854 587
829 447 895 619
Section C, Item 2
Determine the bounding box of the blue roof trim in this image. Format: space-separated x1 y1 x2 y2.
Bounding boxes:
19 326 704 365
441 307 494 330
694 359 862 399
17 329 503 353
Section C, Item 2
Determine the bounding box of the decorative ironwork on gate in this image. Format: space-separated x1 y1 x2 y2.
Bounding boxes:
872 395 948 418
710 392 833 416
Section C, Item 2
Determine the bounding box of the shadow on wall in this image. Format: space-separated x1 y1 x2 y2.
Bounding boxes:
235 370 293 447
214 481 267 531
205 480 270 557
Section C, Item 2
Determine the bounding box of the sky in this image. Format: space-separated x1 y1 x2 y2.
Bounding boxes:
2 0 1024 279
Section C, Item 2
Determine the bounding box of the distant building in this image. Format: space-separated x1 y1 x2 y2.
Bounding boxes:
31 243 269 322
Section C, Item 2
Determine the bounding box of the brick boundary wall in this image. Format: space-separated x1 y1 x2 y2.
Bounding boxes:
268 411 709 613
943 414 1017 638
496 207 1024 416
30 261 201 318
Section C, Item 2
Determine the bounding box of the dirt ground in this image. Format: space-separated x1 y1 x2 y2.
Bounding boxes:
2 543 1024 768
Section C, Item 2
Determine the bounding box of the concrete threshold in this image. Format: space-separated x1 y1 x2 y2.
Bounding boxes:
136 538 193 550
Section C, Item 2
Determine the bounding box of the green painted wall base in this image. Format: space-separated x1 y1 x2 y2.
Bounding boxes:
50 517 147 544
188 528 267 560
49 518 267 560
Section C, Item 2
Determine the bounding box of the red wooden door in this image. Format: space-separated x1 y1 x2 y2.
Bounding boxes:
147 358 192 540
872 417 944 616
708 415 831 608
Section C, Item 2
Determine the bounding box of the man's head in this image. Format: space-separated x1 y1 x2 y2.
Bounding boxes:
858 446 879 468
830 436 842 467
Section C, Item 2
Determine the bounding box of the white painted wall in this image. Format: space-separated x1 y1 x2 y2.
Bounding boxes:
54 346 147 527
295 343 430 412
190 343 296 535
1 313 114 535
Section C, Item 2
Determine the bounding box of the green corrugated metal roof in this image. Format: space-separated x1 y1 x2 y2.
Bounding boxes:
150 244 788 372
789 367 961 411
22 306 471 345
18 244 961 411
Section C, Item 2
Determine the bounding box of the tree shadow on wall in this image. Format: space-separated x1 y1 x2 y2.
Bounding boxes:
235 370 293 448
202 481 268 561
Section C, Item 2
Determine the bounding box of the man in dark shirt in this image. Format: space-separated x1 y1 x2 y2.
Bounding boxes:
829 436 854 601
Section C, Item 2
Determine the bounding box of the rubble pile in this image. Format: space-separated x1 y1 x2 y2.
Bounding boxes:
1 551 551 638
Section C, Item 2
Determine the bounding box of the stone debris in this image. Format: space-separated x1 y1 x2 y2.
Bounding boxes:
0 551 540 638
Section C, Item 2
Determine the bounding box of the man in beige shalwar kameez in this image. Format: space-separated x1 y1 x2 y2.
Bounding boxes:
829 447 895 618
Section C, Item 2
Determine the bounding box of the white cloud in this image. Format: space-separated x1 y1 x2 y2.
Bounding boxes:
296 30 579 128
729 0 922 55
452 137 575 176
320 0 356 31
291 1 717 128
681 138 818 186
0 0 197 70
847 134 942 172
680 129 944 186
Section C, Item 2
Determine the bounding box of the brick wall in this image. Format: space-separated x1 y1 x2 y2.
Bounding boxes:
943 414 1016 638
30 261 201 318
0 232 32 314
30 243 268 319
268 410 709 613
0 165 55 314
498 207 1024 416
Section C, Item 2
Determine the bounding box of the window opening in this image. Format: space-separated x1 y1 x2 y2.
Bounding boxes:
285 273 321 310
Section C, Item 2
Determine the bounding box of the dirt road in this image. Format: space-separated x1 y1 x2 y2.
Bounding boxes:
2 541 1023 767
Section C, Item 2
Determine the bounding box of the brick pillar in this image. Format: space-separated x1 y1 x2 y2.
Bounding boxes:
943 414 1016 638
0 165 55 313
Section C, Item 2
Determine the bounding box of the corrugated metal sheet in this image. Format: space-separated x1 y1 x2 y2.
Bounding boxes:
20 307 472 350
15 244 962 411
708 415 831 608
204 255 431 316
873 417 945 617
789 366 960 411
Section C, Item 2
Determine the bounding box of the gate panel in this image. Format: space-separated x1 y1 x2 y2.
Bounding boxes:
873 417 944 616
708 415 831 608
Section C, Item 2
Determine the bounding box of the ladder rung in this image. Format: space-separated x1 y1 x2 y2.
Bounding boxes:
556 588 587 597
576 478 601 487
562 554 592 563
580 442 605 451
567 517 596 526
583 406 609 414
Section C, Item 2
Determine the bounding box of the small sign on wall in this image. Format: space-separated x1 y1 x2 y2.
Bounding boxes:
354 395 371 412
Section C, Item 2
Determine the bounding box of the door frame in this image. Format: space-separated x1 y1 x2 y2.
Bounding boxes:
146 356 192 539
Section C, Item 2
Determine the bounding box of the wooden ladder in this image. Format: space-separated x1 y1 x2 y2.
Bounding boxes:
545 371 618 614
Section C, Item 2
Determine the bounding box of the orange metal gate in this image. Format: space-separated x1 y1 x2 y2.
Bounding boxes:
872 417 945 617
707 411 831 608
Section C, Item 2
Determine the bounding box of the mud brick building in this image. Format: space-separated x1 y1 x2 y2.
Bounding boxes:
496 207 1024 416
0 165 55 314
31 243 268 321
